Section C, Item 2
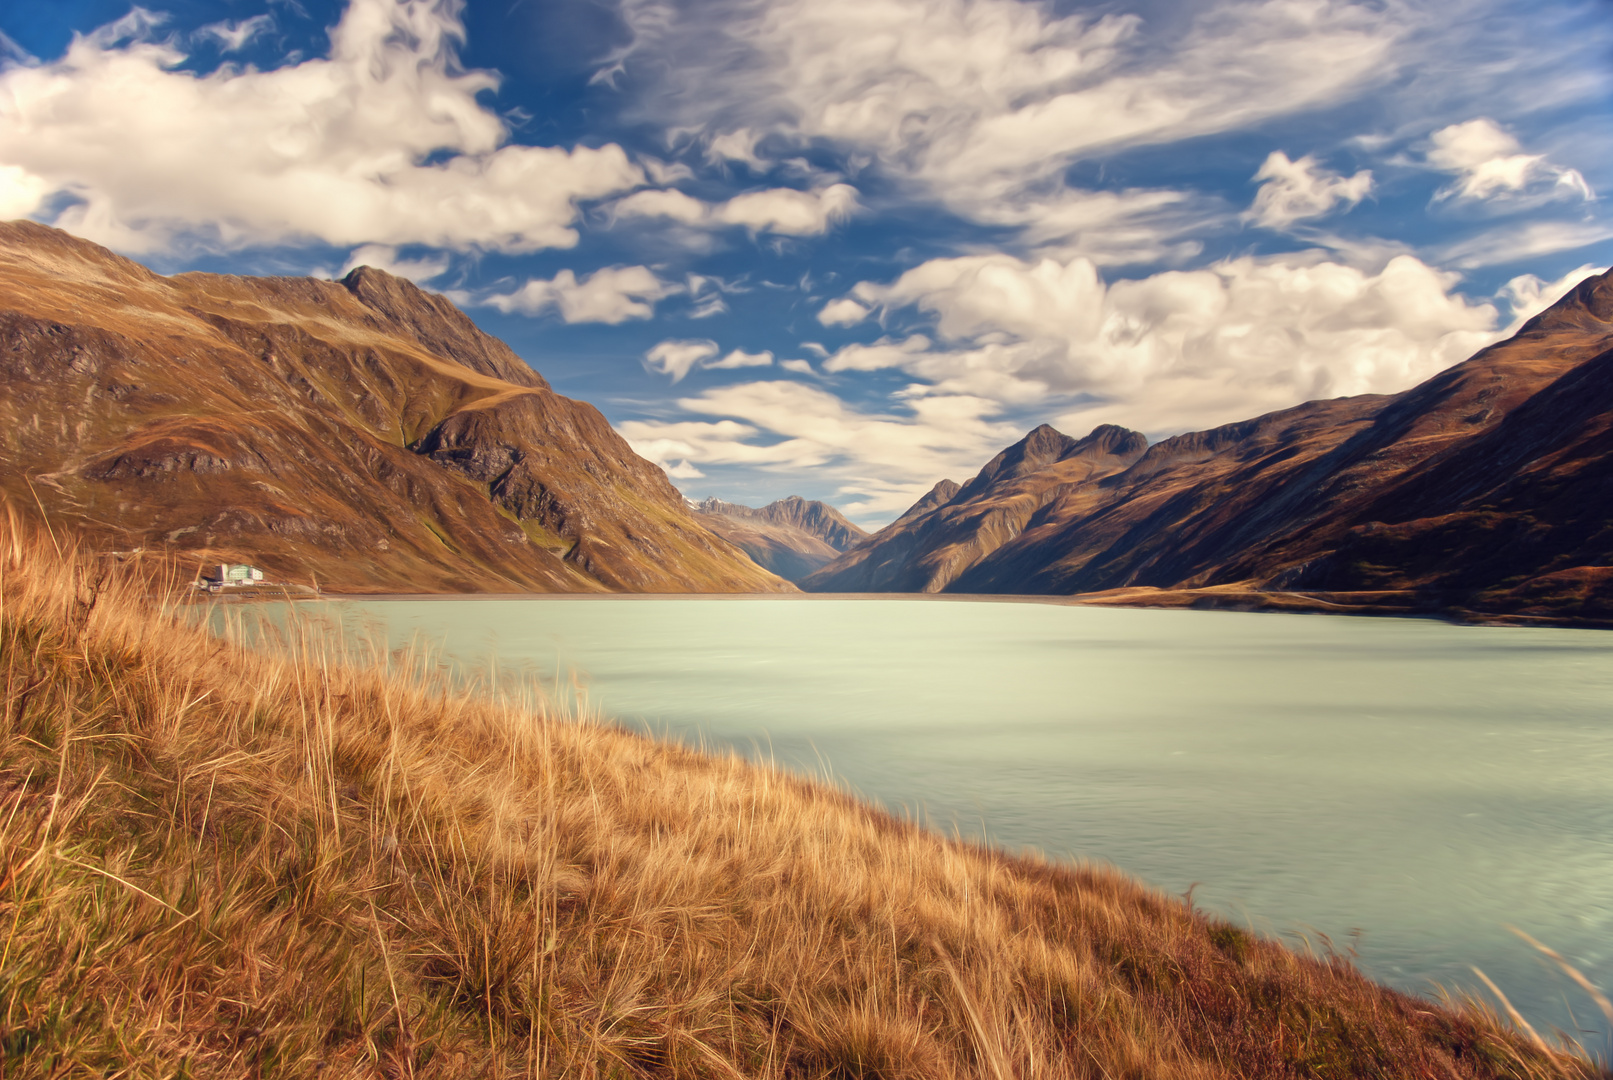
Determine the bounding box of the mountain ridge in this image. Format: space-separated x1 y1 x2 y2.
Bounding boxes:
803 423 1148 593
807 270 1613 624
693 494 867 582
0 220 790 594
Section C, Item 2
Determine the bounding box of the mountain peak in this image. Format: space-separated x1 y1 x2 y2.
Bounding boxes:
339 264 548 390
696 495 866 551
1519 268 1613 335
889 478 962 528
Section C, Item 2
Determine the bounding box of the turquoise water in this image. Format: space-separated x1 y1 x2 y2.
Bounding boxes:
261 596 1613 1051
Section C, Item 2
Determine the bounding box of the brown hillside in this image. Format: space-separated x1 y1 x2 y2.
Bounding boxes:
804 424 1146 593
811 270 1613 624
0 529 1593 1078
695 495 867 582
0 221 788 594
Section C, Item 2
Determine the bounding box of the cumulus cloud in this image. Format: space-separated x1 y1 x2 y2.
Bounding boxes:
341 244 449 284
0 164 49 219
484 266 674 323
663 458 706 480
1497 263 1605 330
0 0 644 253
619 381 1020 516
1247 152 1373 230
847 250 1505 432
817 298 870 326
1427 118 1594 203
613 183 858 236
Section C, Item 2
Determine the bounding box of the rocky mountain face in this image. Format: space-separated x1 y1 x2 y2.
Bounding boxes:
0 221 790 594
803 425 1147 593
887 479 961 530
806 270 1613 624
693 495 868 582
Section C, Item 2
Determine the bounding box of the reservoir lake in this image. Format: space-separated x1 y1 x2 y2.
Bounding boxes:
273 596 1613 1050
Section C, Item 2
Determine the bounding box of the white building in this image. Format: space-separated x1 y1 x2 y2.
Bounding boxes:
201 564 265 590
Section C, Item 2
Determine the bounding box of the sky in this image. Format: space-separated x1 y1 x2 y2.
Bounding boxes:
1 0 1610 525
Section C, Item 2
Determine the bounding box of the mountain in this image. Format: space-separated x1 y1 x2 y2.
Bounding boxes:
807 270 1613 624
694 494 868 582
0 221 789 594
802 425 1147 593
887 478 961 529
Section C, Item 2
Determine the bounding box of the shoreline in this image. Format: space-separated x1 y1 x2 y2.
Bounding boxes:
289 585 1613 630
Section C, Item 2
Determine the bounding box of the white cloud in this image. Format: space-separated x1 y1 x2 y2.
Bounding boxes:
613 189 710 225
1427 118 1594 203
644 339 721 381
1247 151 1373 230
664 459 706 480
0 0 644 253
613 183 859 236
780 358 815 374
0 164 49 219
849 250 1506 433
643 0 1403 250
720 184 859 234
973 185 1211 266
643 340 783 380
341 244 449 284
197 15 274 52
707 348 775 370
817 298 870 326
485 265 674 323
1497 263 1605 330
822 334 935 373
1435 219 1613 270
619 381 1020 516
706 128 767 169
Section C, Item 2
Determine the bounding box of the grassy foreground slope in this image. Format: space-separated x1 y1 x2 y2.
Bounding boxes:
0 533 1593 1078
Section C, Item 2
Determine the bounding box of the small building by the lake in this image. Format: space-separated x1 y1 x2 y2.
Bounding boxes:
201 564 265 590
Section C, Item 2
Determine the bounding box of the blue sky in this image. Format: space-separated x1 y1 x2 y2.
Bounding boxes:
2 0 1610 525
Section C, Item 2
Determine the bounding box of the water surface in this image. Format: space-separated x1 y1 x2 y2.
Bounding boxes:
282 596 1613 1050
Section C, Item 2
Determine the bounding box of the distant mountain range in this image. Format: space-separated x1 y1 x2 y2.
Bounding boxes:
5 219 1609 621
0 222 788 593
806 270 1613 625
693 495 867 582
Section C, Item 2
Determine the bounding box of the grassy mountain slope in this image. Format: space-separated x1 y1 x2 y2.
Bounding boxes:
0 221 787 594
695 496 868 582
0 530 1593 1078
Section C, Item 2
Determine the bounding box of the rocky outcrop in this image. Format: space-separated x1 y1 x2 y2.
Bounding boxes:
0 221 789 594
808 270 1613 624
693 495 867 582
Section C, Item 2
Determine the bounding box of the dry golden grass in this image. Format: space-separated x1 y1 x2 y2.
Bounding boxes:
0 524 1602 1079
